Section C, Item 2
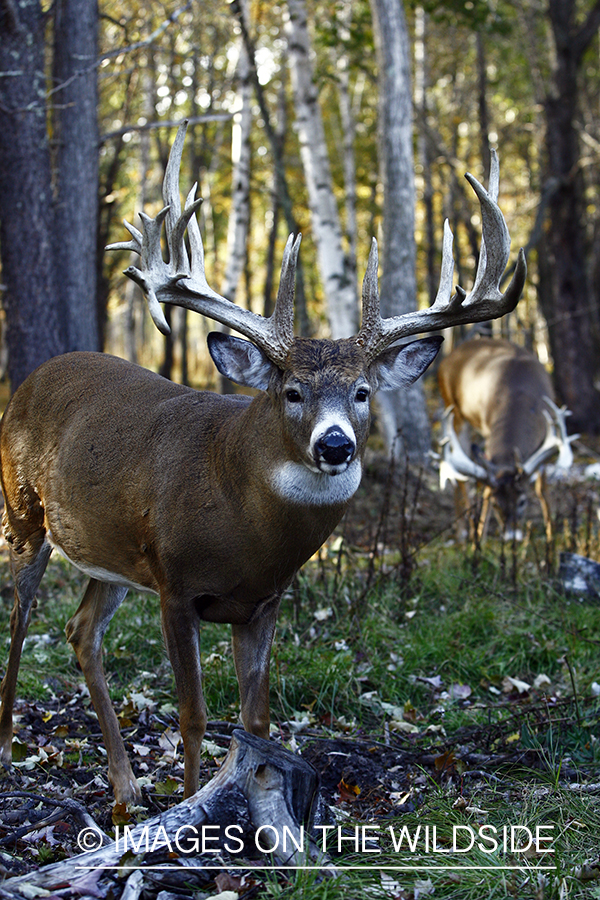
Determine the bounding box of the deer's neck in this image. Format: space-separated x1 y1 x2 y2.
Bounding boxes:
486 394 549 466
267 459 362 506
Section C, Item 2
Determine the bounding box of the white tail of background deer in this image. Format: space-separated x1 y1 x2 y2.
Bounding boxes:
0 126 526 804
438 336 577 540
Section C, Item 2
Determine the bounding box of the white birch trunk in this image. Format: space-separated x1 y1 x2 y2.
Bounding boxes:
285 0 358 338
370 0 433 461
221 24 253 305
335 66 358 287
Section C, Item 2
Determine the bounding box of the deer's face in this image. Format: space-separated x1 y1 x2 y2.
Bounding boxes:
491 468 528 532
277 339 373 476
207 332 442 503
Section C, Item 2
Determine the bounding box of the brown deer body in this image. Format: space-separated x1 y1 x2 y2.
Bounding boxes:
0 127 525 804
438 337 576 539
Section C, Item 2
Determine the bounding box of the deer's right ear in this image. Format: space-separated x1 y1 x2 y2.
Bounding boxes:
207 332 276 391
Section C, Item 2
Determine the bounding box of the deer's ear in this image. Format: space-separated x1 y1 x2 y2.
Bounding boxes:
207 332 276 391
371 335 443 392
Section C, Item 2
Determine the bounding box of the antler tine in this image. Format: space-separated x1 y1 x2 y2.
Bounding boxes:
162 119 188 273
271 234 301 352
354 239 383 351
107 219 144 256
462 150 499 308
107 120 296 367
439 407 490 488
355 151 526 362
543 396 579 468
521 398 578 476
521 411 564 476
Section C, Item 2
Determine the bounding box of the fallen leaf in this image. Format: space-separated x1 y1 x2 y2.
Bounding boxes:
202 739 228 757
434 750 456 773
337 778 361 802
23 826 60 846
502 676 531 694
154 777 182 796
418 675 443 689
215 871 246 892
112 802 132 827
414 877 435 898
449 683 472 700
11 738 29 761
132 743 152 757
52 724 69 739
158 727 181 757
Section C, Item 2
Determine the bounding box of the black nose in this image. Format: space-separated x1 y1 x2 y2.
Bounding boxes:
315 427 355 466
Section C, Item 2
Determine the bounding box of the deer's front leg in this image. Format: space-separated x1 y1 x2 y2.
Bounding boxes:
160 597 206 798
65 580 138 804
231 596 280 740
534 470 553 543
477 484 494 542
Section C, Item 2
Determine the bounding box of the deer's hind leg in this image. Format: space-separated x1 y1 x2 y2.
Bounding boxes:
65 579 137 803
0 532 52 766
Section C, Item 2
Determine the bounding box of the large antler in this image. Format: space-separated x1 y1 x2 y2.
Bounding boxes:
356 150 527 362
107 121 299 367
109 125 524 366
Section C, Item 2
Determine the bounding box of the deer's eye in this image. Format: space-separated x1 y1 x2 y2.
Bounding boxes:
286 389 303 403
355 388 370 402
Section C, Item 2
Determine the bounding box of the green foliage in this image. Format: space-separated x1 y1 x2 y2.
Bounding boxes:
413 0 514 34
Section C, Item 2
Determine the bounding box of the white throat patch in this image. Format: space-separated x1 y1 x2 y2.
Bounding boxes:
269 458 362 506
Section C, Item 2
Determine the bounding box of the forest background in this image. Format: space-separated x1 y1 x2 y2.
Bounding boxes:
1 0 600 459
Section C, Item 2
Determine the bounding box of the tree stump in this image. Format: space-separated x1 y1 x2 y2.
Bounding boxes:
0 731 335 899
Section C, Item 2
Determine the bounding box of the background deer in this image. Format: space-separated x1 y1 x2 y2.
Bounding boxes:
438 336 576 540
0 127 525 805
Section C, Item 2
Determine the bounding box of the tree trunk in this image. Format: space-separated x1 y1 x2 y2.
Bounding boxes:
220 18 253 393
541 0 600 431
52 0 101 353
231 0 310 336
285 0 359 338
0 0 100 392
0 0 68 391
332 3 359 291
370 0 432 461
221 33 252 306
414 7 436 308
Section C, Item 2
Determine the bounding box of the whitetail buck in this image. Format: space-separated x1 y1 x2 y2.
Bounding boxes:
0 126 525 804
438 336 577 540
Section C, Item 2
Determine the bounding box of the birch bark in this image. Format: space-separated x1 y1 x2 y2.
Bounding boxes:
370 0 432 460
285 0 359 337
221 32 252 305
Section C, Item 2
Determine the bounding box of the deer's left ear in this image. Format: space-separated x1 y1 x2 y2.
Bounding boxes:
207 332 276 391
371 335 443 392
